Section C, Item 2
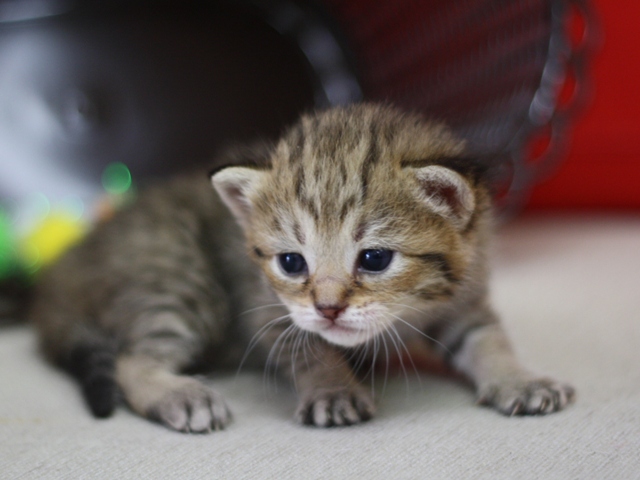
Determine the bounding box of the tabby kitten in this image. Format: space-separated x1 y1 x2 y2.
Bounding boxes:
29 104 574 432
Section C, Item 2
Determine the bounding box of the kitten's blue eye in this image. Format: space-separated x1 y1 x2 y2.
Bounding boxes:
358 249 393 272
278 253 307 275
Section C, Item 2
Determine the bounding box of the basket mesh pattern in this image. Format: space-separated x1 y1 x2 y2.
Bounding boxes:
319 0 595 211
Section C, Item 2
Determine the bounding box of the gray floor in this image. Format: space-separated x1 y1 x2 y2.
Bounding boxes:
2 214 639 479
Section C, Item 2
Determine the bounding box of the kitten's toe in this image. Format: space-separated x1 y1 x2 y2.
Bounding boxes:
477 377 575 416
147 380 232 433
295 387 375 427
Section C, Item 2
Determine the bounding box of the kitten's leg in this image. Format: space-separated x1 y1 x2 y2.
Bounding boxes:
294 347 376 427
443 307 575 416
115 311 231 433
268 330 374 427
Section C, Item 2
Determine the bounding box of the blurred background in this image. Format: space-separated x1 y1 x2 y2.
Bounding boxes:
527 1 640 210
0 0 636 281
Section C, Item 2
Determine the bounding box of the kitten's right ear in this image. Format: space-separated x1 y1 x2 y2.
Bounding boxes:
410 165 476 229
211 166 266 227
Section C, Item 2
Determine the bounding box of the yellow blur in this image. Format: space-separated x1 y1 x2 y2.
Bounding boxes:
21 212 87 271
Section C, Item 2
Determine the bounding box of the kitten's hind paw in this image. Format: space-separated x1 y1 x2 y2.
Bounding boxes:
147 380 232 433
477 377 575 416
295 387 375 427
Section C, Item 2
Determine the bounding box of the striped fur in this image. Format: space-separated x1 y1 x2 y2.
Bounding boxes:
30 104 573 433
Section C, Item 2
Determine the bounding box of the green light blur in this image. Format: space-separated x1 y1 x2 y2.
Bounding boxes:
102 163 132 195
0 208 17 278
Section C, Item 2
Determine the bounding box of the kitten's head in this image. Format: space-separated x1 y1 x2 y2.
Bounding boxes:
212 104 490 347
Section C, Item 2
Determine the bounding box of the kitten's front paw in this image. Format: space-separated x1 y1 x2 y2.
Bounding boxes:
147 380 232 433
477 377 575 416
295 386 375 427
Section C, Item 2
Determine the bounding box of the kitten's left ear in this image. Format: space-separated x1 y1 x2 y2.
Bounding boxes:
411 165 475 229
211 166 266 227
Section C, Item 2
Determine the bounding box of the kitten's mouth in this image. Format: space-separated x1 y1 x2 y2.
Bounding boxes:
314 317 358 333
289 308 378 347
318 321 371 347
326 323 358 334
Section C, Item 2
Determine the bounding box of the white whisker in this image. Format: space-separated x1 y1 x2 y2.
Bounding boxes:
381 332 390 396
290 329 304 392
236 313 291 378
263 323 297 394
388 322 422 391
273 324 299 385
370 330 379 398
302 331 311 372
381 302 428 316
383 326 409 391
351 342 370 378
239 303 287 316
384 310 452 356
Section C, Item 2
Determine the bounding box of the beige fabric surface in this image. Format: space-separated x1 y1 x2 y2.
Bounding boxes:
1 214 639 479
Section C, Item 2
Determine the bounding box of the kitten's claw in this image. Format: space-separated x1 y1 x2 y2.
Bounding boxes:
147 381 232 433
477 377 575 416
295 387 375 428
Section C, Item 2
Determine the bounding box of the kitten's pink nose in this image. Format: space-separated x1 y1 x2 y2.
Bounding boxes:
316 304 347 322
